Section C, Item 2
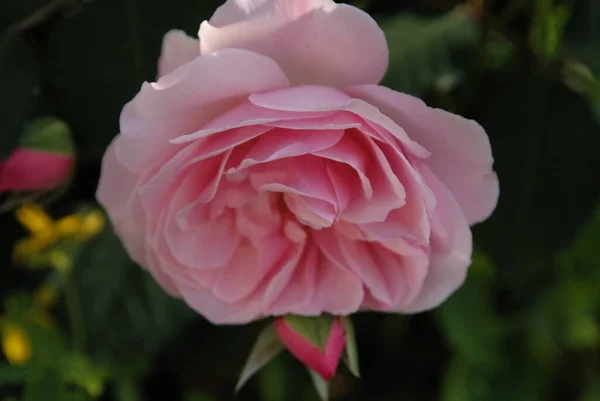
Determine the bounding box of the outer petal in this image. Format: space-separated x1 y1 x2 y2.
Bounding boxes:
177 282 264 324
96 139 146 265
116 48 290 173
346 85 499 224
157 30 200 78
398 166 472 313
200 0 388 86
209 0 276 26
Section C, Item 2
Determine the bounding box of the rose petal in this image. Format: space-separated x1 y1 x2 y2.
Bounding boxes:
358 143 431 245
314 229 396 305
262 240 307 310
249 87 429 158
398 166 472 313
328 133 405 224
209 0 277 27
212 237 290 303
267 242 317 315
178 282 264 324
312 257 364 314
200 0 388 86
233 128 345 171
346 85 499 224
249 156 339 214
96 139 147 265
117 48 290 173
235 192 283 245
158 30 200 78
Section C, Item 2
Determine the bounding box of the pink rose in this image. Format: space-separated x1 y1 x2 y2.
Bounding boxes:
97 0 499 324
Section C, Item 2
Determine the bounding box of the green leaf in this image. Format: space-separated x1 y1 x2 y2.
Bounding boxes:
580 382 600 401
437 251 504 366
443 350 549 401
258 354 286 401
3 293 69 370
113 376 143 401
58 352 110 398
20 117 74 155
0 30 39 160
22 370 68 401
441 358 488 401
541 205 600 352
72 223 195 360
236 323 285 392
529 0 571 59
381 6 479 96
284 315 334 352
487 351 548 401
341 317 360 377
565 0 599 47
563 0 600 82
0 363 33 385
42 0 222 158
308 369 328 401
471 69 600 276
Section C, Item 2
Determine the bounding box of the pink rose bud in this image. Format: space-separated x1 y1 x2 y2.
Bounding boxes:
275 316 346 381
0 118 74 193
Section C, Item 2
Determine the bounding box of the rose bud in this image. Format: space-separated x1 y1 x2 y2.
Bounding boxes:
275 316 346 381
0 118 74 193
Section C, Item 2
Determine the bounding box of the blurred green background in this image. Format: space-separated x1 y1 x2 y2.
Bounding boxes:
1 0 599 400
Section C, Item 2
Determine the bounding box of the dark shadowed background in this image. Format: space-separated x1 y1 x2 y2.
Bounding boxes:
0 0 599 400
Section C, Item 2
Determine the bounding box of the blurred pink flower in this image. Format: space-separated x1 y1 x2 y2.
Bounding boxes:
97 0 499 324
0 149 72 193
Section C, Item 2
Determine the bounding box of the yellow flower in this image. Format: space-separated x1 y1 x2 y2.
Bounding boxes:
55 215 84 237
13 204 105 270
13 236 49 263
49 249 73 274
79 211 105 239
1 323 32 366
16 204 55 247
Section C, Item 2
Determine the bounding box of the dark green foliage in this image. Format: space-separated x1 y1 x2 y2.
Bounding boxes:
0 0 599 400
0 32 39 160
471 69 600 271
73 225 195 360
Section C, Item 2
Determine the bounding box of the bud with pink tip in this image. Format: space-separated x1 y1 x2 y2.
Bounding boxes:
0 118 73 193
275 316 346 381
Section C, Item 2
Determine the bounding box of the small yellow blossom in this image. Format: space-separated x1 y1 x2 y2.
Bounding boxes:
13 237 49 263
16 204 55 246
13 204 105 271
56 215 84 237
1 323 32 366
49 249 73 274
79 211 105 239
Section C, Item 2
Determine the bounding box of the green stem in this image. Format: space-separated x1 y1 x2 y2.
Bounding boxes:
13 0 75 33
62 273 85 352
0 191 47 215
